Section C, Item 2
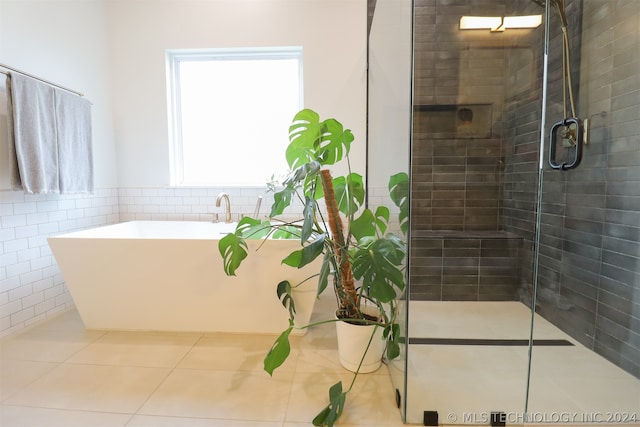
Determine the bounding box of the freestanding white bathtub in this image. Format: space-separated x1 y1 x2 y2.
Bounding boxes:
47 221 321 334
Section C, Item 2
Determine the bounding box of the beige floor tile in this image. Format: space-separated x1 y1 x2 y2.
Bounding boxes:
406 365 528 425
526 375 590 414
0 405 132 427
66 330 200 367
4 363 170 413
404 378 430 425
284 423 406 427
529 344 636 380
408 345 528 380
338 373 403 425
139 368 293 421
2 302 639 427
408 301 531 339
408 301 571 341
297 321 339 351
294 347 343 373
127 415 282 426
285 370 352 423
0 328 104 363
0 359 58 401
178 333 297 373
295 346 391 377
545 375 640 413
525 424 640 427
286 370 402 425
33 309 87 333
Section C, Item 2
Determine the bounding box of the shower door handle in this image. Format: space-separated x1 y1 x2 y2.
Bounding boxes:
549 117 583 170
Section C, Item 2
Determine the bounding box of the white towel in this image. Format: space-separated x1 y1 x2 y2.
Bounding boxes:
55 89 94 194
4 75 22 189
8 73 59 193
7 72 94 194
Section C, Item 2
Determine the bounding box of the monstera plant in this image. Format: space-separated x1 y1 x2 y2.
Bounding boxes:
219 108 408 426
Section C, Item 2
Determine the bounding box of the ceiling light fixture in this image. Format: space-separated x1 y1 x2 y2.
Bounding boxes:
459 15 542 32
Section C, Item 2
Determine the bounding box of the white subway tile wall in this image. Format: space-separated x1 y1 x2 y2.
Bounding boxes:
0 189 120 337
117 187 280 222
0 185 402 337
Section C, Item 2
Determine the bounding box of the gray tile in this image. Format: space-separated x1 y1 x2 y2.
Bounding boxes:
600 263 638 288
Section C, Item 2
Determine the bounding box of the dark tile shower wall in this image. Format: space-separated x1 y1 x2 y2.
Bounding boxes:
412 0 510 233
411 230 521 300
411 0 532 301
411 134 505 231
501 0 550 289
502 0 640 378
540 0 640 378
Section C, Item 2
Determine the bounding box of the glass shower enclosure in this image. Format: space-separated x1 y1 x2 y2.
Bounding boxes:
368 0 639 424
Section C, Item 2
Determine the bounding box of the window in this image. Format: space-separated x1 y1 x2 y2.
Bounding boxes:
167 47 303 186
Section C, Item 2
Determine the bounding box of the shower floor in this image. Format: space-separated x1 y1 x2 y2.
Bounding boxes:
399 301 640 425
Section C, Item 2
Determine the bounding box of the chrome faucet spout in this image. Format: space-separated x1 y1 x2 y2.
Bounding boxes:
253 195 263 218
215 192 232 223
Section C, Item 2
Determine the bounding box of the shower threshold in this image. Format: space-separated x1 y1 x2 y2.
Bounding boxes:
408 337 573 346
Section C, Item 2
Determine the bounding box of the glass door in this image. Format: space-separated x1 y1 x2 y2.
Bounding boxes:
367 0 414 421
405 0 547 424
527 0 640 423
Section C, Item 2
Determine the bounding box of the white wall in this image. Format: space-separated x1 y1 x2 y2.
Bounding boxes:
108 0 367 187
0 0 120 335
0 0 118 189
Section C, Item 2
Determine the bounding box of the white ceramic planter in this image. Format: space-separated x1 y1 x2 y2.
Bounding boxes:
335 314 385 373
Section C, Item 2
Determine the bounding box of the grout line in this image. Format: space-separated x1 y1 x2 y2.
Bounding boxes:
129 332 206 416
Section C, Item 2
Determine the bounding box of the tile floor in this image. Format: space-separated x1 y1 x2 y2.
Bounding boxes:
0 294 405 427
402 302 640 426
2 298 639 426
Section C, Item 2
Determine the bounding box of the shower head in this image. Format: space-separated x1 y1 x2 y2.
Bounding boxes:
530 0 562 8
529 0 568 28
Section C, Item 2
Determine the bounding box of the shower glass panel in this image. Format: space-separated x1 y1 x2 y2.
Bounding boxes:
528 0 640 422
367 0 414 421
407 0 545 423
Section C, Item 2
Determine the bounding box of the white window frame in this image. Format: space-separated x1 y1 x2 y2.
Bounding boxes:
166 47 303 186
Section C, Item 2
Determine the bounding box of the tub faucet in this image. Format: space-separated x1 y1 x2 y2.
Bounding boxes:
215 192 232 223
253 195 263 218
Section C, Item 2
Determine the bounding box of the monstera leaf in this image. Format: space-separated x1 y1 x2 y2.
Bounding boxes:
388 172 409 235
332 173 365 217
350 206 389 241
218 217 272 276
218 233 248 277
351 235 406 303
313 381 347 427
286 109 354 169
264 321 294 376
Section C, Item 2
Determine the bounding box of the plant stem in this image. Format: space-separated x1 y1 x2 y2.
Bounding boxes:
320 169 358 316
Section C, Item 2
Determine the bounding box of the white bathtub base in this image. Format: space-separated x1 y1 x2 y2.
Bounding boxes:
48 221 320 335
